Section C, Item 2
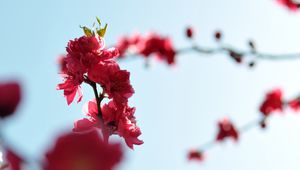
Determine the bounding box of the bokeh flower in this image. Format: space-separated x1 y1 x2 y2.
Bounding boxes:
43 130 123 170
216 118 239 142
0 82 21 118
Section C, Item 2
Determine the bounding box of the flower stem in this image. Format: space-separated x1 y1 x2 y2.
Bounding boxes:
83 76 109 142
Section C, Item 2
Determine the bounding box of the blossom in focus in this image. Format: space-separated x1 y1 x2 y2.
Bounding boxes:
73 99 100 133
117 114 144 149
57 34 119 105
73 100 143 149
187 149 204 162
56 78 83 105
101 101 143 149
277 0 300 11
216 118 239 142
88 62 134 106
43 130 123 170
259 88 283 116
0 82 21 118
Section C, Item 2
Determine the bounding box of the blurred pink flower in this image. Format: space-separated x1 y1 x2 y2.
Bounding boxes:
288 97 300 111
277 0 300 11
115 34 142 56
187 149 204 162
43 130 122 170
259 88 283 116
56 79 82 105
216 118 239 142
138 33 176 65
116 33 176 65
0 82 21 118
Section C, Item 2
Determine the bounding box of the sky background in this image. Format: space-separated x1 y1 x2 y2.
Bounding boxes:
1 0 300 169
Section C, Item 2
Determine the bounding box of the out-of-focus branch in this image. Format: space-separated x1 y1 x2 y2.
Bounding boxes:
177 44 300 60
188 89 300 162
115 29 300 68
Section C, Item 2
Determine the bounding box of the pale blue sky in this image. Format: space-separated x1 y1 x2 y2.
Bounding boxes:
1 0 300 170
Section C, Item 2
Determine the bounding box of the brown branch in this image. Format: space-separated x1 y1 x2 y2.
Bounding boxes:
177 43 300 60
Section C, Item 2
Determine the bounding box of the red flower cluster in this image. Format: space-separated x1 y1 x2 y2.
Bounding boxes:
277 0 300 11
259 89 283 116
258 88 300 129
88 62 134 105
116 33 176 65
260 88 300 114
43 130 122 170
0 82 21 118
57 23 143 149
216 118 239 142
57 35 119 105
74 100 143 149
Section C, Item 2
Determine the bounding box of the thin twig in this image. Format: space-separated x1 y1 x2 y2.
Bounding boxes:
177 44 300 61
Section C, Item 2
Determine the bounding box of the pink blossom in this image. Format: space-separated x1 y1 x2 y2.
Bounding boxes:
115 33 176 65
88 62 134 105
65 36 105 73
57 35 120 105
73 100 101 133
100 48 120 61
66 36 104 57
216 118 239 142
74 100 143 149
73 118 98 133
56 78 83 105
117 116 143 149
259 89 283 116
